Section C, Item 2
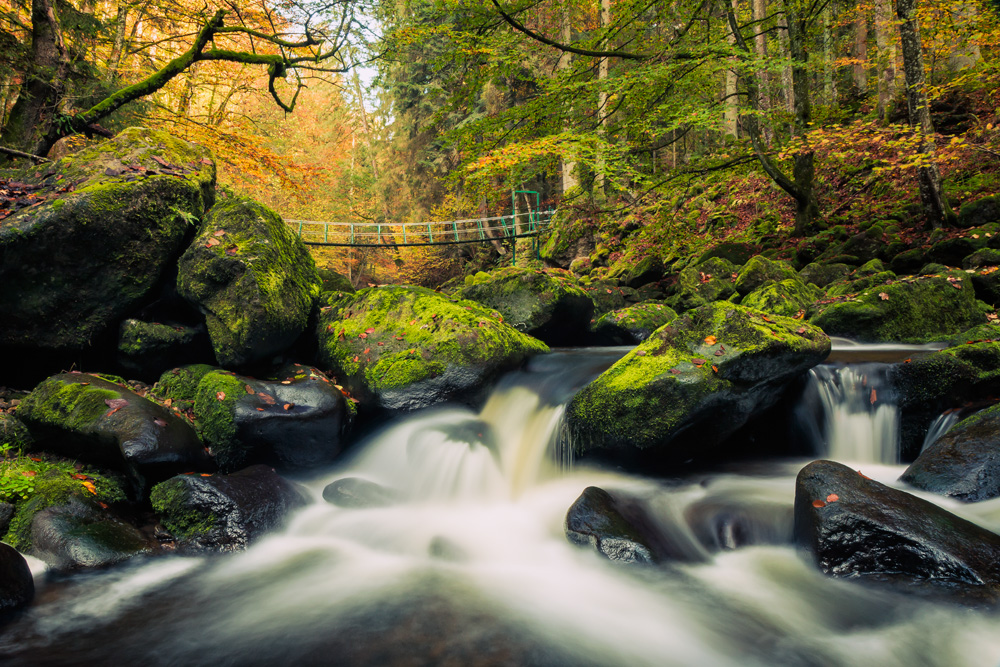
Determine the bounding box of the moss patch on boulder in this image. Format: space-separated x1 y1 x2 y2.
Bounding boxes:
671 257 738 312
734 256 799 296
742 279 821 318
592 303 678 345
316 285 548 412
177 194 321 367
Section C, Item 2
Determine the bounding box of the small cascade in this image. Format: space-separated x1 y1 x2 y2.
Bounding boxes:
798 363 900 463
920 409 962 453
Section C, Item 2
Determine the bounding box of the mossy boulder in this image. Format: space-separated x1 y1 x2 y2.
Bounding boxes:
962 248 1000 270
811 271 983 343
591 303 678 345
901 404 1000 503
824 269 897 298
889 248 927 275
565 302 830 460
117 318 212 381
456 267 593 345
579 281 631 316
958 195 1000 228
889 340 1000 459
151 364 216 412
671 257 737 312
927 237 983 267
0 414 32 453
0 127 214 352
316 286 548 412
193 365 353 473
969 264 1000 307
619 255 664 288
318 267 355 293
733 256 799 296
741 280 820 319
176 194 321 367
17 373 214 494
798 262 852 288
150 464 307 552
0 543 33 613
698 242 755 267
795 460 1000 600
539 216 595 269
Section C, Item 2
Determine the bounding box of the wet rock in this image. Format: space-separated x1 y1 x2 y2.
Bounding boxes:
811 270 982 343
316 285 548 413
456 267 593 346
116 318 212 381
670 257 737 312
591 303 677 345
734 256 800 296
0 502 14 535
194 365 354 473
565 486 698 564
0 128 214 354
322 478 398 508
0 543 33 614
177 194 321 367
901 404 1000 502
30 496 152 572
0 414 33 452
566 302 829 460
17 373 213 494
151 465 307 552
794 460 1000 596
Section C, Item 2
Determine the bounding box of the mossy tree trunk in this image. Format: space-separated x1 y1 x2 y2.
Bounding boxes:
896 0 950 229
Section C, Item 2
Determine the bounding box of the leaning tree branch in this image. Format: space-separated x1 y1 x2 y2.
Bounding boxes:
0 145 50 162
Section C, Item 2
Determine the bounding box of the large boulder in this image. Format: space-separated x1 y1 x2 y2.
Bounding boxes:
733 256 799 296
810 270 984 342
590 303 677 345
150 465 307 552
193 365 354 473
177 194 321 367
565 302 830 460
116 318 212 382
670 257 737 312
17 373 213 494
315 286 548 412
957 195 1000 228
900 404 1000 502
456 267 593 345
0 543 33 614
795 460 1000 598
741 279 820 319
0 127 214 352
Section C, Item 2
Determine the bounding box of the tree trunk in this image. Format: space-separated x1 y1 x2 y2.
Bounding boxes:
853 11 869 97
1 0 71 156
106 1 130 79
784 0 819 235
896 0 949 228
559 4 578 193
595 0 611 193
777 14 794 114
723 0 739 138
752 0 771 143
874 0 898 120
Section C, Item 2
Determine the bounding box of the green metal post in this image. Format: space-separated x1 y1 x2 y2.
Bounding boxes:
298 221 303 237
403 224 407 244
428 223 432 243
350 224 355 245
324 223 328 244
453 220 459 242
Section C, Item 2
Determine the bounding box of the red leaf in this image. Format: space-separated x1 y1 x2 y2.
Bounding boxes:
365 327 376 334
363 347 370 354
812 499 826 508
353 356 359 362
206 237 220 247
216 391 226 401
283 403 294 410
870 388 877 405
359 332 367 339
22 470 35 477
152 155 169 167
213 229 226 237
104 398 128 410
200 158 213 165
826 494 839 503
245 384 254 394
711 364 719 373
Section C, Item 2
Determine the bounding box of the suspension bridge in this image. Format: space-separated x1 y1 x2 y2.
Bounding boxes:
284 192 555 265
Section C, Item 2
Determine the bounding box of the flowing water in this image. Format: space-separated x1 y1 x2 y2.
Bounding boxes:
2 347 1000 666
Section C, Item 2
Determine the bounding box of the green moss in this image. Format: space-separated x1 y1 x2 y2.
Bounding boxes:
150 477 215 540
742 279 821 318
734 256 800 296
0 415 33 454
826 270 898 297
671 257 737 311
192 370 248 456
18 378 120 432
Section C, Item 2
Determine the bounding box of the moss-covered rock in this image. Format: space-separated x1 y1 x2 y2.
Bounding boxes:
824 269 898 298
927 237 984 267
798 262 852 288
317 267 355 293
192 365 353 472
901 404 1000 503
889 248 927 275
698 242 756 267
177 194 321 367
969 264 1000 307
580 281 631 315
17 373 214 494
539 213 595 269
619 255 664 288
0 128 214 352
456 267 593 345
958 195 1000 228
591 303 678 345
671 257 738 312
150 465 307 552
565 302 830 460
117 318 212 381
962 248 1000 270
317 286 548 413
811 270 983 343
741 279 820 319
151 364 217 410
0 414 32 454
734 256 800 296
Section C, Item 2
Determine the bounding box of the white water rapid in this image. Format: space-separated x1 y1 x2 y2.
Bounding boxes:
2 348 1000 667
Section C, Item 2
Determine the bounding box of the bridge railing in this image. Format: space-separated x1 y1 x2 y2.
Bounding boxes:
285 209 556 247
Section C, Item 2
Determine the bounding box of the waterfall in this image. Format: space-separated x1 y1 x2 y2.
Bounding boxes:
798 363 900 464
921 410 962 453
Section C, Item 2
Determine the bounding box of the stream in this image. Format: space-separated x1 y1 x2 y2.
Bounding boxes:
1 344 999 666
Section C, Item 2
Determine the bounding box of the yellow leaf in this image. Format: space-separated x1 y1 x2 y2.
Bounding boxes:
81 481 98 495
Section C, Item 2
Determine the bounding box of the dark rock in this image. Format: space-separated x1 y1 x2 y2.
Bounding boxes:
961 248 1000 270
566 302 830 460
0 542 33 614
970 265 1000 307
322 477 397 508
116 318 212 382
194 365 354 473
316 285 548 413
17 373 213 494
0 502 14 535
150 465 307 552
889 248 927 275
565 486 703 564
927 237 982 267
591 303 677 345
456 267 593 346
798 262 852 288
734 256 800 296
621 255 664 288
580 281 630 315
901 404 1000 502
824 269 897 298
684 495 792 552
795 460 1000 597
811 270 983 343
0 414 33 452
0 128 214 354
30 496 152 571
539 217 595 269
632 282 665 302
958 195 1000 228
177 194 321 367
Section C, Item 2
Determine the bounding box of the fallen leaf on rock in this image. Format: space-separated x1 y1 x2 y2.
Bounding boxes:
704 335 717 345
206 237 220 247
216 391 226 401
105 398 128 410
793 310 805 320
879 292 889 300
870 388 877 405
826 493 839 503
812 499 826 508
82 481 97 495
245 385 254 394
635 350 647 357
711 364 718 373
213 229 226 237
283 403 294 410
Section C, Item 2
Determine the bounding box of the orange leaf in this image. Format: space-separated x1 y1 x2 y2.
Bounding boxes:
216 391 226 401
812 499 826 508
81 481 97 495
245 384 254 394
200 473 212 477
761 315 772 322
704 335 717 345
72 473 88 480
283 403 294 410
22 470 35 477
29 457 41 462
826 494 839 503
869 388 877 405
711 364 719 373
363 347 370 354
